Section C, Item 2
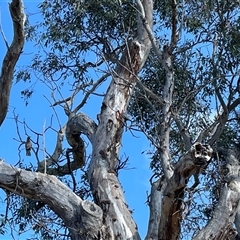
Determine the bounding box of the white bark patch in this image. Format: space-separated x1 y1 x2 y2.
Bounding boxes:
106 183 133 238
101 168 132 238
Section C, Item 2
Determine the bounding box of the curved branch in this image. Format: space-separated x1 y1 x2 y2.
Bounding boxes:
0 0 26 126
66 112 98 144
38 113 97 175
44 159 84 176
207 97 240 145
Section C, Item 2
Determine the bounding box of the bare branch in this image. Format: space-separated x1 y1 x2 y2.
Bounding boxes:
177 79 213 114
207 110 228 146
66 112 98 144
37 111 92 177
73 73 110 114
52 97 71 107
43 158 85 177
0 160 103 239
136 0 162 61
0 0 26 126
229 98 240 112
197 90 240 145
38 126 65 172
215 85 228 115
136 79 163 105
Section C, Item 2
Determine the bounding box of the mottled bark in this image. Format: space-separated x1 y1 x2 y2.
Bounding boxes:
87 0 153 237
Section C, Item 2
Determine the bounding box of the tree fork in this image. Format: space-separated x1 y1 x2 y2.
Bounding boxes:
158 143 213 240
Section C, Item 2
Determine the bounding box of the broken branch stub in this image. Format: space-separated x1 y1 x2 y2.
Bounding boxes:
193 143 213 166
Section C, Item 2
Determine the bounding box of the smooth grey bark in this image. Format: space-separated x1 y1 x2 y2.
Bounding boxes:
145 179 166 240
0 0 26 126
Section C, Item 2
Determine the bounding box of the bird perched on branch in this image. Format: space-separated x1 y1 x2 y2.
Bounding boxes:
25 136 32 156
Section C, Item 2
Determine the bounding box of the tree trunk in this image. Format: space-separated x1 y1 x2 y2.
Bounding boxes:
87 0 153 237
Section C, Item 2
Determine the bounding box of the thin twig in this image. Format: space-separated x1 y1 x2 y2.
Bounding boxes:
73 73 110 113
43 119 46 174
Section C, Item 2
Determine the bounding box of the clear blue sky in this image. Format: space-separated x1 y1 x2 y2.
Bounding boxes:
0 1 152 239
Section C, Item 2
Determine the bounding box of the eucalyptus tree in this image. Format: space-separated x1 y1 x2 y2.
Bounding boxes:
0 0 240 240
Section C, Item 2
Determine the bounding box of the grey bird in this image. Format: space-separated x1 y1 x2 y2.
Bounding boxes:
25 136 32 156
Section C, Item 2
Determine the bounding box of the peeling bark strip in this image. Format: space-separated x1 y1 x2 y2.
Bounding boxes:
158 143 213 240
0 0 26 126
